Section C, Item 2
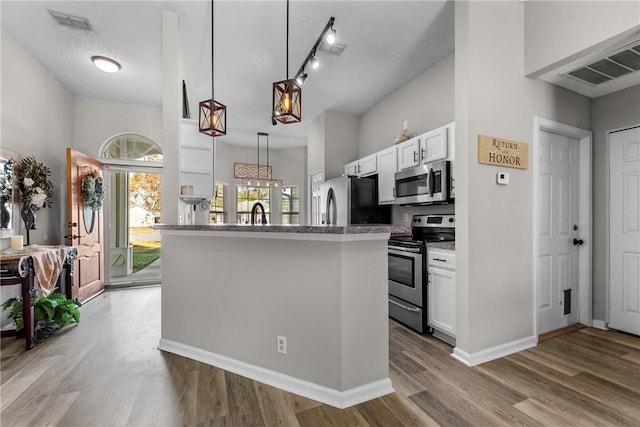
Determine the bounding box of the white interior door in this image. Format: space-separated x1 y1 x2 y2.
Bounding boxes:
609 126 640 335
538 130 580 334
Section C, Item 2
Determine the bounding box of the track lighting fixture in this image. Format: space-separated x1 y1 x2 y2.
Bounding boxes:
291 17 336 90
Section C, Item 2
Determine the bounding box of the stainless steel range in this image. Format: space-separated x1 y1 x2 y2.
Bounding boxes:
388 214 455 333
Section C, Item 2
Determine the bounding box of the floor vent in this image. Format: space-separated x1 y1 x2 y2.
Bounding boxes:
47 9 93 31
566 40 640 86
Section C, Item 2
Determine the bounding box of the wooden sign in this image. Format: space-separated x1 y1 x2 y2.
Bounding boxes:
478 135 528 169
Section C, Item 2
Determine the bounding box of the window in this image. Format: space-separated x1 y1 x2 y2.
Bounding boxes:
209 183 225 223
236 186 270 224
281 186 300 224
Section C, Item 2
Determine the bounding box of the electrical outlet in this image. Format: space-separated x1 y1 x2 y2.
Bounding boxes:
277 336 287 354
403 213 409 223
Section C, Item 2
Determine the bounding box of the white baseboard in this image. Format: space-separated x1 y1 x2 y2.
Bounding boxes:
451 335 537 366
591 319 607 330
158 339 394 409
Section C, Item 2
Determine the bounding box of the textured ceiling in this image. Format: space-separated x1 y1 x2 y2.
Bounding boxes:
1 1 455 148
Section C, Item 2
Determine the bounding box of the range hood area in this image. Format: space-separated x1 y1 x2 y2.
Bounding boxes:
534 31 640 99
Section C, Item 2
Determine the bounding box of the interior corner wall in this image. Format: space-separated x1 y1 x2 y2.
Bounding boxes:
162 10 184 225
455 1 592 355
323 111 359 181
74 97 162 157
358 53 455 157
524 1 640 76
0 26 74 247
591 85 640 323
307 112 326 178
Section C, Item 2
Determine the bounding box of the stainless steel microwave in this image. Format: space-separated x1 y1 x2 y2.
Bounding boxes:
394 160 451 205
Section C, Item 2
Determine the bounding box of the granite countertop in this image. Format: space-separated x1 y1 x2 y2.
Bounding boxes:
155 223 411 235
427 241 456 251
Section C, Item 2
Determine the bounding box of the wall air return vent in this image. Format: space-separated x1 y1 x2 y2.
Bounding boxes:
566 41 640 86
47 9 93 31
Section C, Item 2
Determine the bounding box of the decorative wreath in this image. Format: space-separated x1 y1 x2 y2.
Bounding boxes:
82 170 104 211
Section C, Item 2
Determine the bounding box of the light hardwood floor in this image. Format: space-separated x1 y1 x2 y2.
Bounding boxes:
1 286 638 426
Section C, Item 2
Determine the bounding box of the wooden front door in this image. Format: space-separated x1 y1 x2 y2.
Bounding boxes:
66 148 104 303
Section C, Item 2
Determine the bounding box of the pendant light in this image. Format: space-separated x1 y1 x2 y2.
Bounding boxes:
199 0 226 136
272 0 302 125
243 133 284 188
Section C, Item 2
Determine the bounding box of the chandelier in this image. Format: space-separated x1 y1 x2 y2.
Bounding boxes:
241 132 284 188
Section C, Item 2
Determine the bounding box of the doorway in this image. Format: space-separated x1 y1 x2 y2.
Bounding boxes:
534 118 592 336
99 134 163 287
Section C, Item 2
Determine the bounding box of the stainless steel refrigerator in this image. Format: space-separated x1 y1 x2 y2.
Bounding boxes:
320 175 392 226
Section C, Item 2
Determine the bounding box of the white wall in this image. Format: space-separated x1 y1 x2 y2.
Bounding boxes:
455 1 592 357
216 141 307 224
306 111 359 182
524 1 640 76
591 85 640 322
1 27 74 247
74 97 162 157
358 53 455 156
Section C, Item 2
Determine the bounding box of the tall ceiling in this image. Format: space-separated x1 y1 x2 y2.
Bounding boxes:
1 1 454 148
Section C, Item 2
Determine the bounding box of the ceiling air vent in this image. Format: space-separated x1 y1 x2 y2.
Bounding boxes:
566 41 640 86
47 9 93 31
318 42 347 57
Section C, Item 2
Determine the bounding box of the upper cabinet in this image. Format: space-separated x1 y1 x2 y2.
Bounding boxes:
179 119 214 204
398 123 455 171
344 153 377 177
377 146 397 205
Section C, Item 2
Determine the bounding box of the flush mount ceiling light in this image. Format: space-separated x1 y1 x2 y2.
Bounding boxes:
292 17 337 86
199 0 226 137
91 56 120 73
272 0 302 125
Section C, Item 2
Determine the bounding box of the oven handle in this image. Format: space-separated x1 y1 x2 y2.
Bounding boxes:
389 298 421 313
388 245 422 254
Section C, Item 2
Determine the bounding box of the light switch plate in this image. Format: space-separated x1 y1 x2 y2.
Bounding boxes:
497 172 509 185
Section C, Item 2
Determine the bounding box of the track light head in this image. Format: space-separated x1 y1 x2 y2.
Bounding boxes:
311 56 320 70
296 73 308 85
325 27 336 44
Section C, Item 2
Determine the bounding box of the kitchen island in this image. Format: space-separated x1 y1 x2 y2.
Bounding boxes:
155 223 407 408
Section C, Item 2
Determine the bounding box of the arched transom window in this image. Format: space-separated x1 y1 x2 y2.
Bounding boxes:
101 134 163 161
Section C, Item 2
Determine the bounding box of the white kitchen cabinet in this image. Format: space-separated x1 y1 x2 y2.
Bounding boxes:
428 249 456 345
377 146 397 204
179 119 214 204
345 153 377 177
397 137 421 170
420 126 448 163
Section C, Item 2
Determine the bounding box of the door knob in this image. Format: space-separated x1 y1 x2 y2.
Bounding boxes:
573 238 584 246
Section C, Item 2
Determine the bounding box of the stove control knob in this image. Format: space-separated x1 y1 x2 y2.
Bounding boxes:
449 218 454 223
415 218 422 223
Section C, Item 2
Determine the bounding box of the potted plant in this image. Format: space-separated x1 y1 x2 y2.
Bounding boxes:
1 291 81 343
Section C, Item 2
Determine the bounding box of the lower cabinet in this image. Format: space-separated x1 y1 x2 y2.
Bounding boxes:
428 249 456 345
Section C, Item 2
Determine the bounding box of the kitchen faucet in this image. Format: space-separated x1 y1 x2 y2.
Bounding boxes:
250 202 267 225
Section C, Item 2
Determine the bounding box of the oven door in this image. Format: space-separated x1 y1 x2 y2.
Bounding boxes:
388 246 423 306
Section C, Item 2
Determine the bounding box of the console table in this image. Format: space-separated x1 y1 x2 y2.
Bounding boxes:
0 246 77 349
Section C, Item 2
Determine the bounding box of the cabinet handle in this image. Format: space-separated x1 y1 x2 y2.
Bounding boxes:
413 151 418 162
433 258 447 262
358 164 361 174
393 187 395 197
421 148 425 161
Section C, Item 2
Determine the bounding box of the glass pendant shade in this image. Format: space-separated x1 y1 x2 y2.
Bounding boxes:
272 79 301 124
199 98 227 136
